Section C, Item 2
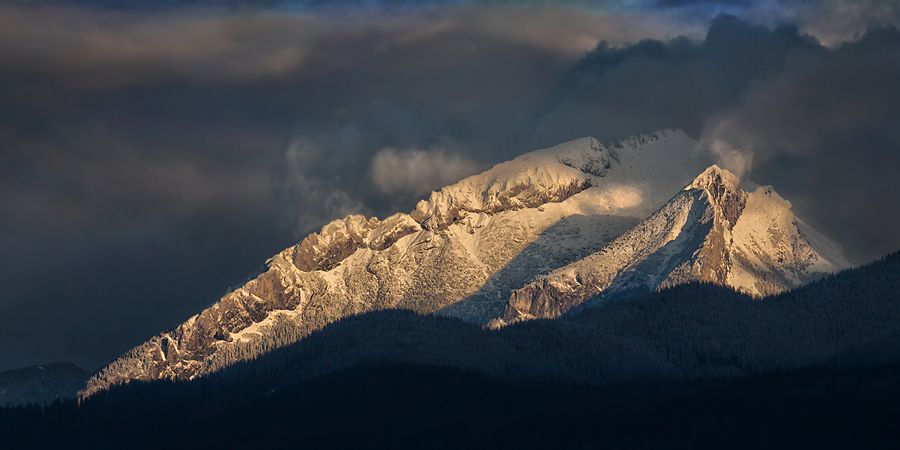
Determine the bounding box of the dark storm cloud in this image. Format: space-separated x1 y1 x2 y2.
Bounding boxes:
536 15 900 262
704 26 900 263
1 4 686 369
0 2 898 370
533 15 818 140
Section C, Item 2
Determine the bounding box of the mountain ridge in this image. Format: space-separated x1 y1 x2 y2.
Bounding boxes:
82 250 900 408
80 130 844 399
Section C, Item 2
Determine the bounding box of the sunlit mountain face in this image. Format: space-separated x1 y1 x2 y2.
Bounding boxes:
1 1 899 448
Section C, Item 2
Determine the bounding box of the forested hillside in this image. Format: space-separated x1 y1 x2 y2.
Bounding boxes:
6 364 900 450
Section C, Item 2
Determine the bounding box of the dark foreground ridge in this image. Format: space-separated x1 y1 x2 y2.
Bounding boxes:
4 364 900 449
3 251 899 449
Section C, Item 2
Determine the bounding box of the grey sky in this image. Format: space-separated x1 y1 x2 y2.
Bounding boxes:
1 1 897 370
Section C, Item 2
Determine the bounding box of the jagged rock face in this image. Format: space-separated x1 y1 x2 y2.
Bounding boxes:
498 165 841 326
293 214 421 271
689 165 746 226
502 188 715 324
79 131 843 400
409 137 610 230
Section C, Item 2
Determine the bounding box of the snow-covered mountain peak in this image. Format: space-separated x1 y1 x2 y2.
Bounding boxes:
688 165 747 226
82 130 713 399
497 164 847 326
542 136 614 176
410 130 698 230
689 164 740 192
410 136 609 230
81 130 847 400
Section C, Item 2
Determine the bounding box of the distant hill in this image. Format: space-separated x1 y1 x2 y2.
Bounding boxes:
0 363 89 407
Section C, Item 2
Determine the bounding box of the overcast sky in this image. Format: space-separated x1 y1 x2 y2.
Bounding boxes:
1 0 899 370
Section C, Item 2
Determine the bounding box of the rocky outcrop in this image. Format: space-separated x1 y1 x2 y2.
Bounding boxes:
293 214 421 271
409 137 615 230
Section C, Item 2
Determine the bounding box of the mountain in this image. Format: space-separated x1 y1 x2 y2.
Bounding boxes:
498 165 843 325
0 363 89 407
80 130 844 399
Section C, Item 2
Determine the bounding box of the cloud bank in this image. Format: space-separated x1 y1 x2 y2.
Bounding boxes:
0 2 897 369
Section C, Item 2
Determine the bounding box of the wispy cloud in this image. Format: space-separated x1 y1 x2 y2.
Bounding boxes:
370 147 479 198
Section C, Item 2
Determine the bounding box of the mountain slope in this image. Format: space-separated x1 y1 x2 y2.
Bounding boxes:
73 251 900 414
499 165 841 324
113 251 900 392
80 130 841 399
